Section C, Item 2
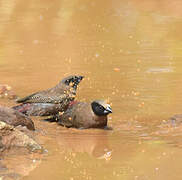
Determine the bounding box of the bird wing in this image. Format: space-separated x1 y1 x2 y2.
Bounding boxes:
16 92 38 103
16 93 70 104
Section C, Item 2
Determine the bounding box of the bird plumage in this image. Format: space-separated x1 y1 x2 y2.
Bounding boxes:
16 75 83 104
58 100 112 129
13 75 84 116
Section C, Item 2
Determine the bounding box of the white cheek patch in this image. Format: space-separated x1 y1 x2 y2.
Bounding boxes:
105 105 112 113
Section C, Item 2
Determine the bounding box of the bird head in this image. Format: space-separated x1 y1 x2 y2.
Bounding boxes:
91 100 112 116
61 75 84 90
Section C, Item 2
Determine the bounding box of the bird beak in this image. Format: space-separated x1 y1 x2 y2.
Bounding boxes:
104 105 112 114
76 76 84 84
79 76 84 81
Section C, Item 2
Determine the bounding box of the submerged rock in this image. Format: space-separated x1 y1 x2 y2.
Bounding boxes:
0 106 35 131
0 121 42 153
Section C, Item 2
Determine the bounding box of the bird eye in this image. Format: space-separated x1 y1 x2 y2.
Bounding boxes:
65 79 70 85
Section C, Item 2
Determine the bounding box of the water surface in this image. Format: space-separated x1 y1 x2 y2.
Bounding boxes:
1 0 182 179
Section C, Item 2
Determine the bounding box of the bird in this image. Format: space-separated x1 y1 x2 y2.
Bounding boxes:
0 106 35 130
57 100 112 129
12 75 84 116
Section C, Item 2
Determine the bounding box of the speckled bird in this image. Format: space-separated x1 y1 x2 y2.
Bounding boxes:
57 100 112 129
13 75 84 116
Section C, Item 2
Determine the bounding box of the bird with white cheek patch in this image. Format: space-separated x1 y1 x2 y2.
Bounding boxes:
57 100 112 129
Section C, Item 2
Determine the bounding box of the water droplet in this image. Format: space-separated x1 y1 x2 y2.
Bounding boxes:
39 15 43 20
95 53 99 58
33 40 39 44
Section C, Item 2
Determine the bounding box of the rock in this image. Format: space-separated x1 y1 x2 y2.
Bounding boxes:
159 114 182 129
0 106 35 131
0 121 42 153
170 114 182 121
0 85 17 100
0 172 20 180
168 114 182 126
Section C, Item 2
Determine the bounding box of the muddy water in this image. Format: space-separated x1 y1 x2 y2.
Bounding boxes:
1 0 182 179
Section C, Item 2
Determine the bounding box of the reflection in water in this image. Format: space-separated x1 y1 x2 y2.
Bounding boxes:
1 0 182 179
56 131 112 159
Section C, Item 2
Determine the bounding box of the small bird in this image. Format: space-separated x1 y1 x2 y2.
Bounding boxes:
0 106 35 130
13 75 84 116
57 100 112 129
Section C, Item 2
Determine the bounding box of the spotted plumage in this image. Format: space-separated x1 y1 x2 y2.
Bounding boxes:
13 75 84 116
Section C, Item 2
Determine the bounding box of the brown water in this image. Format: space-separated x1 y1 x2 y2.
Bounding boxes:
1 0 182 179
